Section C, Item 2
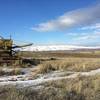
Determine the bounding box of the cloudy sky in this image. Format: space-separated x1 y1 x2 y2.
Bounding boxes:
0 0 100 45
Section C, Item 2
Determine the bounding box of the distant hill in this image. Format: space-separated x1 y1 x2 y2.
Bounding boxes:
21 44 100 51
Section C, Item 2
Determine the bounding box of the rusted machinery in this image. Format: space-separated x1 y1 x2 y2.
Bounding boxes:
0 36 32 66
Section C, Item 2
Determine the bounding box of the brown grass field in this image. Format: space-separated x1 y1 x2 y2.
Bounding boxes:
0 50 100 100
37 57 100 74
0 74 99 100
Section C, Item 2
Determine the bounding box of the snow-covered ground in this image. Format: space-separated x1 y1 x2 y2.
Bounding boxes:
0 68 100 88
21 44 100 51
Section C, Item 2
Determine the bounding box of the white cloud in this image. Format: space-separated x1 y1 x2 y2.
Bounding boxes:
68 28 100 45
32 3 100 32
80 23 100 30
32 22 55 32
65 22 100 45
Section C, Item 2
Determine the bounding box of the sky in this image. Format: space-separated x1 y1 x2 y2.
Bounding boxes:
0 0 100 46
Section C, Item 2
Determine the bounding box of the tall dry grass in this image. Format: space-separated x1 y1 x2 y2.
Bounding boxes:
0 74 99 100
37 58 100 74
41 74 100 100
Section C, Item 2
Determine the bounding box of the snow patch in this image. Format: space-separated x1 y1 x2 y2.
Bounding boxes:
0 68 100 88
22 44 100 51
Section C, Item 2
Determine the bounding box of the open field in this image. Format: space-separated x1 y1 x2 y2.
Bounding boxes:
0 74 99 100
0 50 100 100
1 0 100 99
19 50 100 58
37 58 100 74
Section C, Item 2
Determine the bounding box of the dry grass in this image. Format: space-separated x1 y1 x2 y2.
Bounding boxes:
41 74 100 100
0 68 23 76
20 50 100 58
0 74 99 100
0 51 100 100
37 58 100 74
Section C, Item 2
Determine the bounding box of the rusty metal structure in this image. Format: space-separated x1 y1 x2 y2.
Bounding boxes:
0 36 32 66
